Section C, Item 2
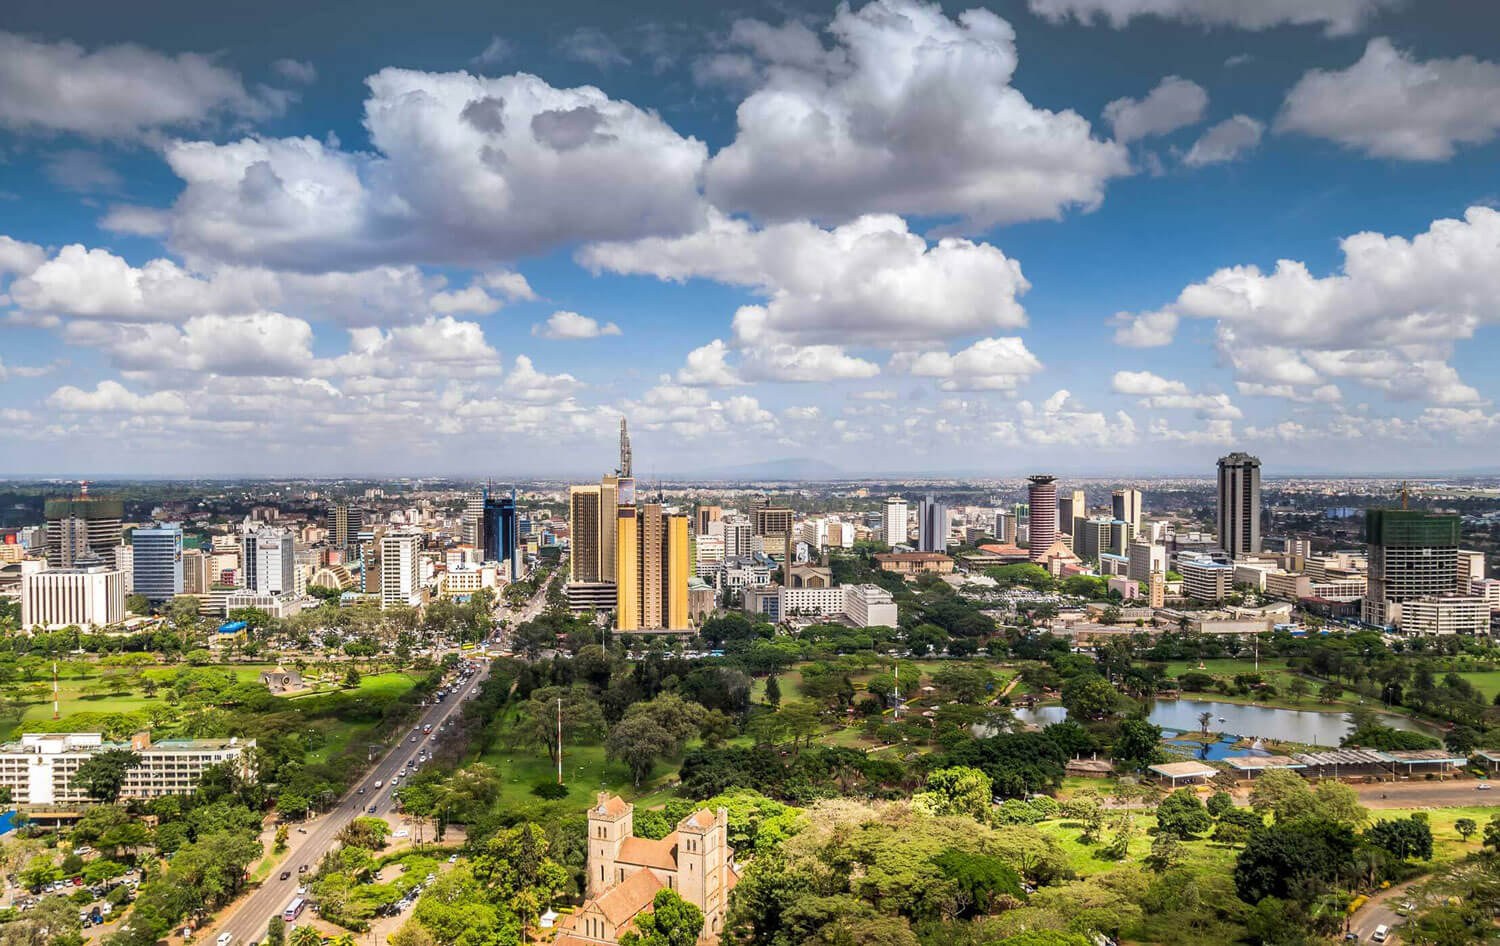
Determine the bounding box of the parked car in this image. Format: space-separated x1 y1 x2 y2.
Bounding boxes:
280 871 291 881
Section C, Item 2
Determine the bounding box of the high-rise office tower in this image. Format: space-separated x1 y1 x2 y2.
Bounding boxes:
131 523 183 604
696 505 722 536
1112 489 1142 533
182 548 211 596
917 496 949 553
325 504 364 551
242 526 295 595
45 489 124 568
1058 489 1087 536
884 497 909 547
1363 509 1461 627
723 516 752 559
993 509 1015 544
754 507 794 548
380 532 422 609
613 503 690 631
1027 475 1058 563
482 488 520 579
1216 453 1262 559
570 486 603 583
459 491 484 549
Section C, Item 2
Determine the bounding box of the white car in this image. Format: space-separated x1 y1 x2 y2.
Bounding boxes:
218 933 234 946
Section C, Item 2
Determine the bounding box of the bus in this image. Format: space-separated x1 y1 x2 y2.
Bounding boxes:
282 898 305 922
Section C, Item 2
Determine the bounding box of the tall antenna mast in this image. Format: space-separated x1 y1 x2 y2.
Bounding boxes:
619 417 633 478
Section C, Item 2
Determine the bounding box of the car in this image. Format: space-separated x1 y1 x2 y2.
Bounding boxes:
357 787 365 795
297 827 307 834
298 865 309 874
368 804 378 814
1479 783 1492 790
280 871 291 881
448 854 458 864
1372 925 1390 943
374 780 383 789
218 933 234 946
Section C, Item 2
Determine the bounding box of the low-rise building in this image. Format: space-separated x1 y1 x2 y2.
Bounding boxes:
0 732 255 805
873 552 955 576
1397 597 1490 636
1180 557 1233 602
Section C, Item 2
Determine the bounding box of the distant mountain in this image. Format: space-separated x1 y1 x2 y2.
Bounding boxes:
688 457 844 480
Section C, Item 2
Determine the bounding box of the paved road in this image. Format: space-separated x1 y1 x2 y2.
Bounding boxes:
209 663 490 946
1355 780 1500 809
1348 876 1423 943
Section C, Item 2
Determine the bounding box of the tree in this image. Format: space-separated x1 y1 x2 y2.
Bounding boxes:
1367 815 1433 861
1456 817 1477 842
1234 820 1357 905
1146 831 1181 872
1111 717 1165 771
1156 788 1212 838
343 666 362 688
913 767 993 823
126 594 151 615
73 749 140 803
620 889 704 946
1061 674 1117 720
764 675 782 707
1286 676 1311 704
606 694 707 786
1197 711 1213 737
510 685 606 766
290 925 324 946
266 916 286 946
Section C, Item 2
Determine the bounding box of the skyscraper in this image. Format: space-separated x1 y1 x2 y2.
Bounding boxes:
326 504 364 550
1027 475 1058 563
614 503 691 632
459 491 484 549
1058 489 1087 536
45 490 124 568
570 485 603 583
884 496 909 547
1111 489 1142 533
1216 453 1262 559
696 505 722 535
242 526 295 595
380 532 422 609
482 489 520 579
1363 508 1461 627
917 496 948 553
131 523 183 604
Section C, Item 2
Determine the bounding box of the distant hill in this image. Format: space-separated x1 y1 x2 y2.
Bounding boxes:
688 457 844 480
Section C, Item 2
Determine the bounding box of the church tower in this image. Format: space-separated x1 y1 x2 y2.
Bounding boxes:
586 792 632 898
674 806 729 937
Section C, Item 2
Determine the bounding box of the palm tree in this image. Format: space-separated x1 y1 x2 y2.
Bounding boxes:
1198 711 1213 737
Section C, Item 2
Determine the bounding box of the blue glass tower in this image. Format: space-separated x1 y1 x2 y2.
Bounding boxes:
483 487 521 578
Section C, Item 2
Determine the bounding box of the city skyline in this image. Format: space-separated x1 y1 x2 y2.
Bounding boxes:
3 0 1500 476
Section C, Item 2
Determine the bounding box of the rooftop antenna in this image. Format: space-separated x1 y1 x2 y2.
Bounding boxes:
619 417 633 478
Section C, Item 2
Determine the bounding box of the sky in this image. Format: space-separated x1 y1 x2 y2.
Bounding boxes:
2 0 1500 478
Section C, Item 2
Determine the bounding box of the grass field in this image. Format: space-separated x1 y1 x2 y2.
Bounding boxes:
1454 671 1500 701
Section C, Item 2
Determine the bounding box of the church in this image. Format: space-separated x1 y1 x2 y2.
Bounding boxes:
554 793 739 945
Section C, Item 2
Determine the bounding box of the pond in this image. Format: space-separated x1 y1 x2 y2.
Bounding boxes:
1010 698 1430 748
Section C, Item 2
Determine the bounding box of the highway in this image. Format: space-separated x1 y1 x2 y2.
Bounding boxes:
209 662 490 946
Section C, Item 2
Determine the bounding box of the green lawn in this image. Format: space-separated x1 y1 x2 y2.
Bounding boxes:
1033 813 1239 878
1454 671 1500 701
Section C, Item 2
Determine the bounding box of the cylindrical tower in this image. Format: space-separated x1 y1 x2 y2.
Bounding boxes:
1027 475 1058 563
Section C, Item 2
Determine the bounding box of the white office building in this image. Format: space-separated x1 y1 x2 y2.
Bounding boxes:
884 497 909 547
0 732 254 805
843 584 899 627
1181 556 1234 602
241 526 295 595
380 532 422 609
1398 597 1490 636
20 558 126 630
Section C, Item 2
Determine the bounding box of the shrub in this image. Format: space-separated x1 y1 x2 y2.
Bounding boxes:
531 781 569 800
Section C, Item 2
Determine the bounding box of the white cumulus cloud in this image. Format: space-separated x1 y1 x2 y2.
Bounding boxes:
1103 76 1208 142
532 310 622 339
703 0 1130 230
1277 38 1500 161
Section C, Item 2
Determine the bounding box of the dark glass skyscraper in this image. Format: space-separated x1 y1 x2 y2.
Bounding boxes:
483 488 520 578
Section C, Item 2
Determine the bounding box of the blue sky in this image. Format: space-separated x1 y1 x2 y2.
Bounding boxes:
2 0 1499 477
